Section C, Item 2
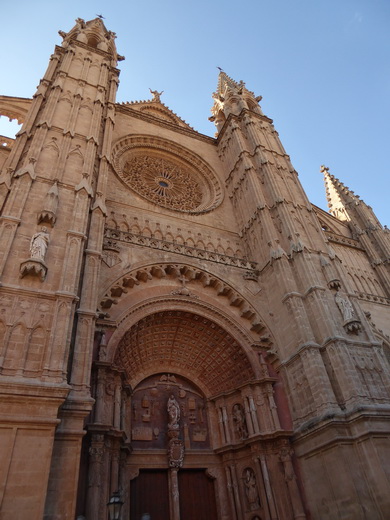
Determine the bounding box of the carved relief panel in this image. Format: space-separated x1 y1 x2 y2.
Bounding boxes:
131 373 210 450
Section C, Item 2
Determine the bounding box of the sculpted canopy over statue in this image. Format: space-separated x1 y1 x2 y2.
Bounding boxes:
30 227 50 261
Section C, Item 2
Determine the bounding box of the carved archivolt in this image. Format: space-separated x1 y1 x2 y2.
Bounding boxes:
111 135 223 214
99 263 266 334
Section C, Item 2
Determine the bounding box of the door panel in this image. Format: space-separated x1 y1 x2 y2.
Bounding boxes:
130 470 169 520
178 469 218 520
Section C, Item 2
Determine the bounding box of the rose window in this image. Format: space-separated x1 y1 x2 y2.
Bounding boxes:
122 155 203 211
112 136 223 214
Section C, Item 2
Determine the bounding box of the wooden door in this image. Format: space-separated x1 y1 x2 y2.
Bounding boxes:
130 469 169 520
130 468 217 520
178 469 218 520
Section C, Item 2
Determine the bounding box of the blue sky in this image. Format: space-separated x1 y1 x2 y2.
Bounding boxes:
1 0 389 224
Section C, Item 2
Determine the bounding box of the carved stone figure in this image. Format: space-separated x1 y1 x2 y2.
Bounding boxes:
30 227 50 260
233 403 248 440
244 468 260 510
149 88 164 102
335 291 355 321
279 446 296 481
167 395 180 429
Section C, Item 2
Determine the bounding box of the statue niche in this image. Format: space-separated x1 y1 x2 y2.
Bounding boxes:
233 403 248 441
243 468 260 511
130 373 210 450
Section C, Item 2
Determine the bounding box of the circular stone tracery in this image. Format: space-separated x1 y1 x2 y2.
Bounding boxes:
123 154 203 211
112 135 223 214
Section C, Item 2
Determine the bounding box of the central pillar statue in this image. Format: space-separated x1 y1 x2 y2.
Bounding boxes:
167 395 184 520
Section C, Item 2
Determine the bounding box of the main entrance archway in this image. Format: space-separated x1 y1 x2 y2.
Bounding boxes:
78 308 306 520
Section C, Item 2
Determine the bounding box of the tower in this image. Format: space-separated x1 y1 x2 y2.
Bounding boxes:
0 18 389 520
0 17 120 519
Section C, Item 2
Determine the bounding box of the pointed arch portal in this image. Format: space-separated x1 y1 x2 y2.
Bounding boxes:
79 305 304 520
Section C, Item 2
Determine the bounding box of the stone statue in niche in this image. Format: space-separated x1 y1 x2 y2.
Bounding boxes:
279 445 296 481
335 291 355 322
244 468 260 511
30 227 50 261
167 395 180 429
233 403 248 440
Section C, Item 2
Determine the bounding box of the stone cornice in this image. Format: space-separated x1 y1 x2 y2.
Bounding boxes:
104 227 257 271
356 292 390 306
325 231 364 250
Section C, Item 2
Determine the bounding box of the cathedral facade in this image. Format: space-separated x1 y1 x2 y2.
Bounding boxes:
0 17 389 520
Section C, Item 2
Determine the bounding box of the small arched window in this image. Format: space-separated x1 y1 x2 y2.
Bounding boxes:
87 35 100 48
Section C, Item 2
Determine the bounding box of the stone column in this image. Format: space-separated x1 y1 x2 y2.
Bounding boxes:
244 396 255 436
249 395 260 433
85 435 104 520
229 464 243 519
217 406 226 444
169 468 180 520
252 456 270 520
110 450 120 494
222 406 231 443
257 454 278 520
113 382 121 429
225 465 238 520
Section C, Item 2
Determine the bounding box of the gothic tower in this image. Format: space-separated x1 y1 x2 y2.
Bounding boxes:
0 17 120 519
0 18 389 520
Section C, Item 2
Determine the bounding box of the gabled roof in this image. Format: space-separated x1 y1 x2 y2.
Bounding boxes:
118 97 195 130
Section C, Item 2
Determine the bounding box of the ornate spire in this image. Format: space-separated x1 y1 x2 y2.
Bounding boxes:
210 70 263 133
214 71 245 99
58 17 124 62
322 165 359 222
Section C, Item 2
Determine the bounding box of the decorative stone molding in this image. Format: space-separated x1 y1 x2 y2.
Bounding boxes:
0 167 13 190
104 227 257 272
357 292 390 306
15 157 37 180
38 181 59 226
327 279 341 290
20 258 48 281
167 395 184 468
99 263 266 333
325 232 364 250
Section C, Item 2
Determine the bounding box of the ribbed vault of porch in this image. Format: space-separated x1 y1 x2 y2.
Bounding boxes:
114 310 257 396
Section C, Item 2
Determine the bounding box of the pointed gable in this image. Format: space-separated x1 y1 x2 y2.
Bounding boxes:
119 98 195 130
